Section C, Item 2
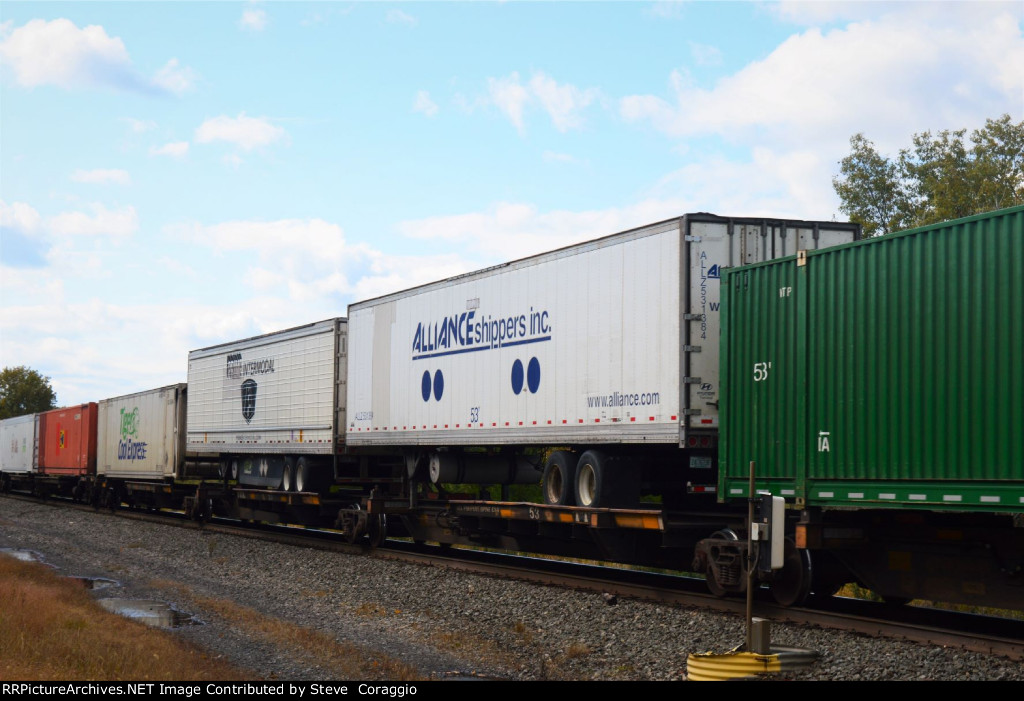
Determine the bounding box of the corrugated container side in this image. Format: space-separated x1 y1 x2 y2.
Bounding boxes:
97 384 187 480
0 413 38 473
186 319 346 456
36 403 98 476
722 205 1024 510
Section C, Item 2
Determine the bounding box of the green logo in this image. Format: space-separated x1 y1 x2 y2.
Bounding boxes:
120 407 139 440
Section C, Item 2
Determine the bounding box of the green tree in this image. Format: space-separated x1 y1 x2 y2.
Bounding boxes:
0 366 58 419
834 114 1024 236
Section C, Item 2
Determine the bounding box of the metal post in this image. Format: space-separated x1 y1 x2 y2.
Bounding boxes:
745 460 755 651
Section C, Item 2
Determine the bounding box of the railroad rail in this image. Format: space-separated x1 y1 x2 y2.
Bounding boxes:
3 491 1022 662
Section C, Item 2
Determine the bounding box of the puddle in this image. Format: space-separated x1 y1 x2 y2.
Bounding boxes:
439 672 503 681
97 599 203 628
67 576 120 591
0 548 45 562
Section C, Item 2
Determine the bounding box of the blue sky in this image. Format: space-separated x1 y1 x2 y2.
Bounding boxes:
2 1 1022 405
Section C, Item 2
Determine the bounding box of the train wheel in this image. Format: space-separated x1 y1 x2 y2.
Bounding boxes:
574 450 613 508
542 451 576 505
770 537 813 607
367 514 387 548
282 458 295 492
704 529 741 598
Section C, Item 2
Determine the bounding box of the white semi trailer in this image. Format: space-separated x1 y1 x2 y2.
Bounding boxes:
346 213 859 507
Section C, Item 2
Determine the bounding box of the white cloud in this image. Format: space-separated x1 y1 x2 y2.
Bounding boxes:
413 90 439 117
398 200 689 262
386 10 417 26
71 169 131 185
195 113 287 151
122 118 157 133
150 141 189 158
542 151 576 163
528 72 601 132
487 71 601 133
240 9 268 32
620 5 1024 151
0 19 195 96
1 200 43 235
689 41 722 66
48 203 138 238
152 58 195 95
488 73 531 133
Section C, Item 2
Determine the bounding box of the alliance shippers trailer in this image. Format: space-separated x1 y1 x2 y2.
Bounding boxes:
186 319 349 493
347 213 860 508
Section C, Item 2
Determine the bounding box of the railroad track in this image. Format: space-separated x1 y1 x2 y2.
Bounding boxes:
5 491 1023 662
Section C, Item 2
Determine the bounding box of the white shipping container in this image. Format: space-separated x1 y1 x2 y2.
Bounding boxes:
97 384 187 480
0 413 38 474
186 319 347 456
347 214 858 447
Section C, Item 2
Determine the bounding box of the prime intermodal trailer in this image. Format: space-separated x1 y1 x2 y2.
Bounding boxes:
347 213 860 508
185 318 351 493
716 204 1024 608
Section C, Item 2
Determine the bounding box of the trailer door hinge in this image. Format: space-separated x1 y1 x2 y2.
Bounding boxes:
683 313 704 321
685 235 701 242
683 345 702 353
684 409 703 416
683 377 702 384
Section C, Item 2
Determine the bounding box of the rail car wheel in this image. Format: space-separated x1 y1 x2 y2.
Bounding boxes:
282 458 295 492
367 514 387 548
574 450 615 508
704 529 742 598
770 537 813 607
543 451 577 505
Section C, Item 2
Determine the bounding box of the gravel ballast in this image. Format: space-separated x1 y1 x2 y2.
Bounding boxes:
0 498 1020 681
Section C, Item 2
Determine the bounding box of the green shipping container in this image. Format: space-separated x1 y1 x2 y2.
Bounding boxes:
720 205 1024 512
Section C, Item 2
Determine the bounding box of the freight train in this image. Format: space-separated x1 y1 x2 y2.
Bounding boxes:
2 207 1022 611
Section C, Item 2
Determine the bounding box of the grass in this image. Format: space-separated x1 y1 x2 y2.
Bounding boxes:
0 556 249 681
149 580 425 680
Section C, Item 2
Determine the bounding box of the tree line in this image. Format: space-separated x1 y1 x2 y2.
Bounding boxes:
833 114 1023 237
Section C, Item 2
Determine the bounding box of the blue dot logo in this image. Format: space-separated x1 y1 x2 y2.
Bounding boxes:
527 357 541 394
510 359 524 395
421 371 431 402
433 369 444 401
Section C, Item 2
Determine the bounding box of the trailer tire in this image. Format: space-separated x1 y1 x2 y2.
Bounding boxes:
574 450 616 508
295 457 319 493
282 458 295 492
543 451 577 505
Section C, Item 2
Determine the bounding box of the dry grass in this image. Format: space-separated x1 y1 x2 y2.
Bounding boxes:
148 580 424 681
0 556 249 681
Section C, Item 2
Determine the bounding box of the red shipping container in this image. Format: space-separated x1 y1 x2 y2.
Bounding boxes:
37 403 97 476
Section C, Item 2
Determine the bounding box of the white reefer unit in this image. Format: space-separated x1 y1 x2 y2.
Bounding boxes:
186 319 348 460
0 413 38 474
347 214 859 449
97 384 186 481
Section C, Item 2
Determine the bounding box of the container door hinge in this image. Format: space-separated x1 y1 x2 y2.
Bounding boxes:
683 345 702 353
683 377 703 384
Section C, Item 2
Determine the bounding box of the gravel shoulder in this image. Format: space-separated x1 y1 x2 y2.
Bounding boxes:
0 497 1020 682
